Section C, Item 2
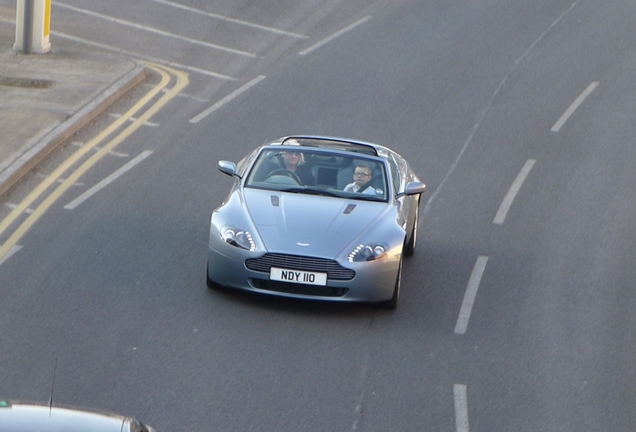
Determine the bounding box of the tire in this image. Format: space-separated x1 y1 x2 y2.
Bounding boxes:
378 258 402 310
403 202 419 257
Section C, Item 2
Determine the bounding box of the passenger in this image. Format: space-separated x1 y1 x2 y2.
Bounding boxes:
343 163 379 194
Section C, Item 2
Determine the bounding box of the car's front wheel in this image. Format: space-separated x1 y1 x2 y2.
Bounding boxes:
403 202 419 257
378 258 402 310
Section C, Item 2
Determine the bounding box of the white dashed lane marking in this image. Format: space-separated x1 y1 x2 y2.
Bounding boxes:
454 384 470 432
299 16 371 56
551 81 599 132
493 159 536 225
189 75 267 124
455 256 489 335
64 151 154 210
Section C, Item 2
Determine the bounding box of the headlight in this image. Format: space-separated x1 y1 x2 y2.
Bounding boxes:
347 243 388 262
221 225 256 251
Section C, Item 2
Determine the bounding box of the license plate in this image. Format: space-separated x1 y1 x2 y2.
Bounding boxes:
270 267 327 286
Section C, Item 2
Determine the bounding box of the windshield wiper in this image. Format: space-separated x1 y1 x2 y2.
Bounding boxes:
280 188 340 197
350 194 385 202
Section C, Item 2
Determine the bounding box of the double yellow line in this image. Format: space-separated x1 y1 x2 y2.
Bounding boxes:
0 63 189 263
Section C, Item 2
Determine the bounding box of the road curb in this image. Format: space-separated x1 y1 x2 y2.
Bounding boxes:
0 60 147 197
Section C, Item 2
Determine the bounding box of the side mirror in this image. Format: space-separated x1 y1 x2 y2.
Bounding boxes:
400 181 426 197
218 160 237 177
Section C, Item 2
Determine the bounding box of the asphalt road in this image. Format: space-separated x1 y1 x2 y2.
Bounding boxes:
2 0 636 430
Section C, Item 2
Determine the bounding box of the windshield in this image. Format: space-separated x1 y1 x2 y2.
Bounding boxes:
245 148 388 202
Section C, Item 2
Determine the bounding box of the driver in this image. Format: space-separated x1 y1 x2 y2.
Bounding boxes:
271 150 315 185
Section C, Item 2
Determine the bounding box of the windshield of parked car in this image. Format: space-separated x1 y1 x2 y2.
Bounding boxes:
245 148 388 202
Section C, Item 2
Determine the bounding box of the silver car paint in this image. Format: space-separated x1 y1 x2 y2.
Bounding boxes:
0 400 155 432
245 188 387 257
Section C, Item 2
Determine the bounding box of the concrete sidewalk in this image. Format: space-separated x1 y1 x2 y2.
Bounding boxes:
0 41 145 196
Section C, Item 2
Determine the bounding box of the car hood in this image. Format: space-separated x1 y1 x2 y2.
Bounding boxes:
244 189 385 257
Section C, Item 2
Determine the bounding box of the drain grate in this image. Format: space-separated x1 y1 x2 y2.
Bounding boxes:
0 77 54 89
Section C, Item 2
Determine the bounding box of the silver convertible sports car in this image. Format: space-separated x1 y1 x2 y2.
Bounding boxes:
207 136 425 309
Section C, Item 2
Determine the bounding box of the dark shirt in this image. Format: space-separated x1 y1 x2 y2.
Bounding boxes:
293 163 315 186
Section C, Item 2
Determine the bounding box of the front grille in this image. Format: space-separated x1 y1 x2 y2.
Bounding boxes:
245 253 355 280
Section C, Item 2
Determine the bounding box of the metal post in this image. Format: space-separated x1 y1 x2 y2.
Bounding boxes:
22 0 34 54
14 0 50 54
